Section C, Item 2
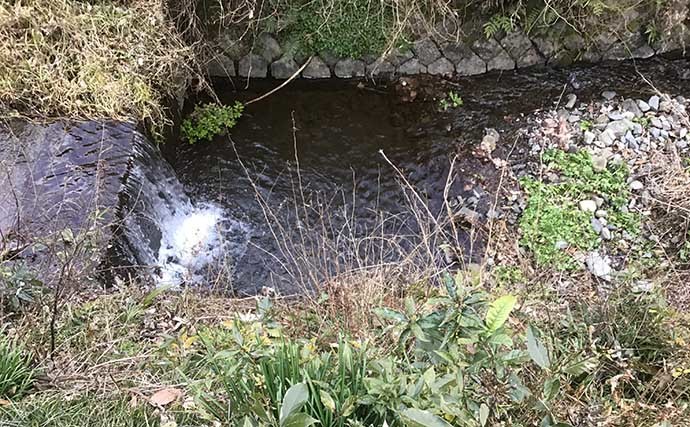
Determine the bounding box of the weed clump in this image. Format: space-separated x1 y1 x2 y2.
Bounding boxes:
284 0 394 58
181 102 244 144
519 149 638 269
0 331 34 399
0 0 194 129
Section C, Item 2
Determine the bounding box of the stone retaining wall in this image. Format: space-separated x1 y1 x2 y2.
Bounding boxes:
209 24 690 80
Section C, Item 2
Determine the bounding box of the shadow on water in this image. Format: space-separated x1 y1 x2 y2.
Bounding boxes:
164 57 690 295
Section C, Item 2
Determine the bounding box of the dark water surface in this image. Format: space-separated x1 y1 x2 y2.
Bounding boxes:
165 58 690 295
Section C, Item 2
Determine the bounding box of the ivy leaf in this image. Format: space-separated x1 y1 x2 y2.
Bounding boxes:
485 295 517 332
527 325 550 370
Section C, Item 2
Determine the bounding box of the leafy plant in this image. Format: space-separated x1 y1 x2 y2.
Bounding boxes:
0 330 35 399
483 14 515 39
0 262 43 314
438 91 464 111
181 102 244 144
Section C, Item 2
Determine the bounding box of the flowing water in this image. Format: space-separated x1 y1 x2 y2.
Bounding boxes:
158 58 689 295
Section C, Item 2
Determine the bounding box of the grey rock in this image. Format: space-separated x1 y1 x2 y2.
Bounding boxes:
565 93 577 109
648 95 660 110
302 56 331 79
622 99 642 116
598 129 616 147
591 154 608 172
427 57 454 76
629 180 644 191
472 38 515 71
270 55 299 79
334 58 365 78
586 251 612 280
579 200 597 213
238 53 268 78
532 36 559 59
651 117 663 128
207 54 236 77
638 100 651 112
257 33 282 62
442 42 486 75
596 209 608 218
555 240 569 250
591 218 604 233
320 52 339 68
398 58 426 75
606 120 634 137
386 48 414 66
500 30 543 67
365 59 395 77
584 131 596 145
413 38 442 65
602 91 617 101
631 44 655 59
601 228 613 240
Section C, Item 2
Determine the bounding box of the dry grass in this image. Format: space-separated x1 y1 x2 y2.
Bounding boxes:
0 0 196 130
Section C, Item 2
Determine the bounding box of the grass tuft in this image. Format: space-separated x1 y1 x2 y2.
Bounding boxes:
0 330 34 399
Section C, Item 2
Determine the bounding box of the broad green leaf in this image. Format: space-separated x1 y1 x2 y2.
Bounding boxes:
341 396 356 417
404 297 416 316
527 325 550 369
479 403 489 426
563 357 598 376
242 417 254 427
487 332 513 347
282 413 318 427
319 390 336 412
423 367 436 388
542 377 560 401
410 323 429 342
280 383 309 425
485 295 517 331
400 408 452 427
374 308 407 322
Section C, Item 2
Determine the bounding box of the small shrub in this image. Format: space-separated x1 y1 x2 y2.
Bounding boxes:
438 91 463 111
0 331 34 399
180 101 244 144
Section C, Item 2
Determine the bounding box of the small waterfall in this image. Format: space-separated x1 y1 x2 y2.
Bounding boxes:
114 126 251 287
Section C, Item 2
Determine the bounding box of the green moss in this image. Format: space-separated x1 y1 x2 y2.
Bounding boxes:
519 149 640 270
283 0 394 58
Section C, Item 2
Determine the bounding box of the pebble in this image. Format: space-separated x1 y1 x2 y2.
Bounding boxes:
638 100 651 112
579 200 598 213
565 93 577 109
591 218 604 233
595 209 608 218
648 95 660 110
586 251 612 280
602 91 617 101
601 228 612 240
629 180 644 191
584 131 596 145
591 154 608 172
555 240 569 250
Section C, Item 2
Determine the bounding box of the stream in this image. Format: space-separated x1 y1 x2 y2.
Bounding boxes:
156 57 689 295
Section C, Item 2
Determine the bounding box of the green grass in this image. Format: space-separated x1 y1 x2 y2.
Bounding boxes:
519 149 639 270
0 394 164 427
0 332 34 399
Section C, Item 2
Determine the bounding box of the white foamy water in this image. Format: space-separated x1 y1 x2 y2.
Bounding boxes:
120 142 251 288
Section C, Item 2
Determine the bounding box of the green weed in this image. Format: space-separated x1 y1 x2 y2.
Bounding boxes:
0 331 34 399
181 102 244 144
0 394 168 427
283 0 394 58
519 149 639 269
438 91 463 111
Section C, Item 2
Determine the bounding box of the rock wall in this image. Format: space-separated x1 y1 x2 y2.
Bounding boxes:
209 22 690 80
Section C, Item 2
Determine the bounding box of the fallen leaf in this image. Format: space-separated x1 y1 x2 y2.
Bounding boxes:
149 388 182 406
